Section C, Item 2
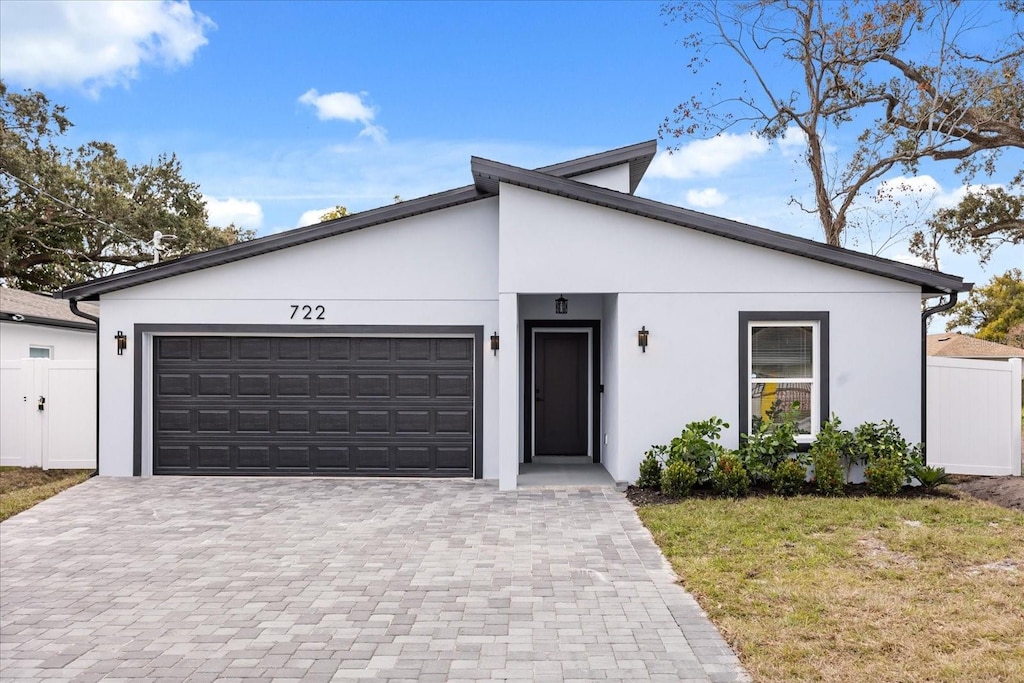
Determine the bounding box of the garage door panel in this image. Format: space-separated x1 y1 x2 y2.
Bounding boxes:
153 336 474 476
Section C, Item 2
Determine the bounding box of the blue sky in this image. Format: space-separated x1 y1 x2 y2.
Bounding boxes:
1 0 1020 309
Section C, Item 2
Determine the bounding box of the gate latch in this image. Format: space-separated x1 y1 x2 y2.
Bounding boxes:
37 395 45 411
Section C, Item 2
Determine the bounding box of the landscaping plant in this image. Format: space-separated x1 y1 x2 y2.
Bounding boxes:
738 401 802 486
853 420 923 495
661 460 699 498
772 458 807 496
665 416 728 485
912 463 951 489
636 447 665 489
809 414 851 496
711 452 750 497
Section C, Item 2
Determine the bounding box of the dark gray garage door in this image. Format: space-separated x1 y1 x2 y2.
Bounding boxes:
153 336 475 476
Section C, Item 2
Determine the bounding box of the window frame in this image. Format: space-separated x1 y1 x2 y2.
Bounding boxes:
738 311 829 443
29 345 53 359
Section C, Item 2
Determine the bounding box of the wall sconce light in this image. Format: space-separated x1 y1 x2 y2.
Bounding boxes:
555 294 568 315
115 330 128 356
490 332 500 355
638 326 649 353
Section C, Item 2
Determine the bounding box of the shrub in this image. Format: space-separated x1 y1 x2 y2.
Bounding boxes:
853 420 922 494
667 416 728 485
864 455 906 496
661 460 698 498
809 414 850 496
772 458 807 496
636 449 664 489
739 401 802 485
913 463 951 489
711 452 750 497
811 448 845 496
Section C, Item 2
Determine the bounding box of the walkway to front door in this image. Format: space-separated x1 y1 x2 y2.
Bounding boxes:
0 478 748 682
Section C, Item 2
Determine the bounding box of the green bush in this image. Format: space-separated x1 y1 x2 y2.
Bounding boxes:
809 414 850 496
912 463 951 489
666 416 728 485
711 452 750 497
661 460 698 498
864 455 907 496
853 420 922 495
811 448 845 496
772 458 807 496
739 401 803 485
636 449 664 489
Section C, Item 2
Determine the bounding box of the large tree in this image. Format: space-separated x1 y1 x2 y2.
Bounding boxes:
0 81 254 291
945 268 1024 345
661 0 1024 248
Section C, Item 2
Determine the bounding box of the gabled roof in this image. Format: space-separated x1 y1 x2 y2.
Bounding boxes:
60 141 657 301
470 157 970 295
59 139 969 299
927 333 1024 359
0 287 97 330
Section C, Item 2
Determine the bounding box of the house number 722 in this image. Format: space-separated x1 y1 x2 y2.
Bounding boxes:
289 304 326 320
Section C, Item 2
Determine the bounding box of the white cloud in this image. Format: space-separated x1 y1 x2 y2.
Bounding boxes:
296 206 339 228
647 133 769 180
685 188 727 208
874 175 1001 211
778 126 806 153
298 89 387 143
888 252 933 268
0 0 213 93
204 196 263 229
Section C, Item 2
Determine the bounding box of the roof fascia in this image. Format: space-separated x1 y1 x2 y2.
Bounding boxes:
1 312 96 330
535 140 656 193
471 157 970 294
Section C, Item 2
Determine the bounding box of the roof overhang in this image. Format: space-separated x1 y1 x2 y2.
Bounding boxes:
0 311 96 331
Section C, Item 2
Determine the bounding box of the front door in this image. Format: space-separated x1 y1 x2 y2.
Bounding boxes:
534 332 588 456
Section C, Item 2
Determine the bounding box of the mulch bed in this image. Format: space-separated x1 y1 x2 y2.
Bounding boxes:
626 481 962 507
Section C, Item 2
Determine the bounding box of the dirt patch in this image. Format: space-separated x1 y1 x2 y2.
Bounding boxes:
0 466 92 494
951 475 1024 512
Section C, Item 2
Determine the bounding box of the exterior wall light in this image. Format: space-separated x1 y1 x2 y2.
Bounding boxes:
490 332 500 355
555 294 568 315
115 330 128 356
638 326 649 352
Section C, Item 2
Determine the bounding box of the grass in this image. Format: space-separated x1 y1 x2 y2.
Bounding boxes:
638 494 1024 683
0 466 93 522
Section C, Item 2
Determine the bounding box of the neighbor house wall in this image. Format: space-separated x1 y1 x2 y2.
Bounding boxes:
0 322 95 361
96 199 501 478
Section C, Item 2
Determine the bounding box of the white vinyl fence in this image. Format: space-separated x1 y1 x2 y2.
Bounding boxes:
0 359 96 470
926 357 1022 476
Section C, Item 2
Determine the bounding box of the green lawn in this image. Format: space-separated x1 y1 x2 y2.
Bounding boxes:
0 466 93 522
638 494 1024 683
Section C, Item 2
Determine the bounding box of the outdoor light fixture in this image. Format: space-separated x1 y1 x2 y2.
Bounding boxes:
555 294 568 315
490 332 500 355
638 326 649 352
115 330 127 356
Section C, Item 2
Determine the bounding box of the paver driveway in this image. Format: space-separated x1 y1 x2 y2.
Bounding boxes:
1 478 747 682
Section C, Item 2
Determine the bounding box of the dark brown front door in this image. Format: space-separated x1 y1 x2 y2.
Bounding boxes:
534 332 588 456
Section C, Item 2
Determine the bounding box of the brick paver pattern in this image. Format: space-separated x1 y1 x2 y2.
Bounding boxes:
0 478 748 682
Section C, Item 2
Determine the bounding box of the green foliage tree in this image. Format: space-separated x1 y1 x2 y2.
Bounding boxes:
945 268 1024 344
0 81 254 291
319 205 350 222
660 0 1024 248
910 181 1023 269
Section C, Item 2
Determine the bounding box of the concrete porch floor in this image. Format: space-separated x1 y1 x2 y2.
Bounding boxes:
518 456 619 488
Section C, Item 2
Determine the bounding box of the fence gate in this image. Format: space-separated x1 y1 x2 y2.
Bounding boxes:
0 359 96 470
927 357 1022 476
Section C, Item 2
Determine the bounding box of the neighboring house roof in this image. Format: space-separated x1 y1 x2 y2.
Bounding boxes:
926 333 1024 359
0 287 98 330
59 139 969 300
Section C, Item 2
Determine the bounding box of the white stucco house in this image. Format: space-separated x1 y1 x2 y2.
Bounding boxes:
59 141 970 488
0 288 97 361
1 288 98 469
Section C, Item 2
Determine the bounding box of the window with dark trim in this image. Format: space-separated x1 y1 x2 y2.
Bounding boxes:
738 312 829 441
